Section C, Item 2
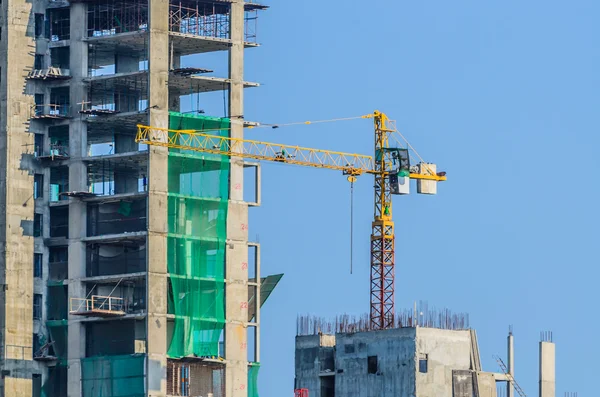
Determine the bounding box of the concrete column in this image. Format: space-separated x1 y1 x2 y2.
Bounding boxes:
539 341 555 397
507 331 514 397
146 1 170 396
0 0 36 395
67 4 89 396
226 2 250 397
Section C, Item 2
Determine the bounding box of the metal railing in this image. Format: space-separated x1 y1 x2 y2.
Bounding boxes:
69 295 124 314
31 104 70 118
39 144 69 159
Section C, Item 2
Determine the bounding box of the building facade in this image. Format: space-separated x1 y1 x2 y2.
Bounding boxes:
295 326 555 397
0 1 268 396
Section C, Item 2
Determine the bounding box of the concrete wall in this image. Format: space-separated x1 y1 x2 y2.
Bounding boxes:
0 0 37 395
147 1 170 396
67 3 89 395
336 328 416 397
295 328 477 397
415 328 472 397
295 335 338 397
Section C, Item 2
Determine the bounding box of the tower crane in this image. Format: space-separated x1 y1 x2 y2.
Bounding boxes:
136 111 446 330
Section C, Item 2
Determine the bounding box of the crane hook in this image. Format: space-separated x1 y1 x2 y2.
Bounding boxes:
349 177 355 274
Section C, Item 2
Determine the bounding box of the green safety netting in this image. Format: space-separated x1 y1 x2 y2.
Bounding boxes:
81 355 145 397
167 112 229 358
248 364 260 397
41 364 67 397
46 320 68 363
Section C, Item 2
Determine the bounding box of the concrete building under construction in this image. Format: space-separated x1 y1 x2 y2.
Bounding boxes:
0 0 279 396
294 312 556 397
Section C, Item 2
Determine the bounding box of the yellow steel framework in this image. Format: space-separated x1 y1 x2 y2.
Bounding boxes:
135 123 445 181
136 111 446 330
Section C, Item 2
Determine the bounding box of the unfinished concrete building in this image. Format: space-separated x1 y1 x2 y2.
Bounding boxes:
295 313 556 397
0 0 279 396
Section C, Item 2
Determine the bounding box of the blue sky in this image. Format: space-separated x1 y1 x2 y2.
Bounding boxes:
232 1 600 395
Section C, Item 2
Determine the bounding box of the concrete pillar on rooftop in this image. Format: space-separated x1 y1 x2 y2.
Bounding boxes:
539 340 555 397
507 330 514 397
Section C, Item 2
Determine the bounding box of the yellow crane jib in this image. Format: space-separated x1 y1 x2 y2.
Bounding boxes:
135 124 447 183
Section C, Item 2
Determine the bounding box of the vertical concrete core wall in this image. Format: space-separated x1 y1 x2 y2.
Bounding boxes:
539 342 555 397
0 0 36 396
147 1 170 396
416 328 472 397
67 3 88 395
336 328 417 397
226 1 253 397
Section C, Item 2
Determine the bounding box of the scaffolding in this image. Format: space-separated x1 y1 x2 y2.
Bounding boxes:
169 1 261 42
167 360 225 397
87 0 148 37
170 1 230 39
85 73 148 114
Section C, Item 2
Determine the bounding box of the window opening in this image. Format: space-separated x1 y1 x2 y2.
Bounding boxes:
34 134 43 157
34 13 44 37
419 353 428 373
320 376 335 397
367 356 378 374
33 294 42 319
34 253 43 278
51 47 70 69
34 54 44 70
34 174 44 199
47 8 70 41
33 213 43 237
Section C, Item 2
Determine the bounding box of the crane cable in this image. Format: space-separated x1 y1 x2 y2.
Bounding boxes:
350 179 354 274
259 115 370 129
171 112 437 174
348 175 357 274
390 128 437 176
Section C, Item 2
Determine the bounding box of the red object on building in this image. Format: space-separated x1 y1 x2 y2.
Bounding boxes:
294 388 309 397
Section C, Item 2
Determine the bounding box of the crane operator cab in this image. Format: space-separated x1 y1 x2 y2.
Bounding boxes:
381 148 411 195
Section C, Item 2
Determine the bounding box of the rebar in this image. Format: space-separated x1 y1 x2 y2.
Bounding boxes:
297 301 470 336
